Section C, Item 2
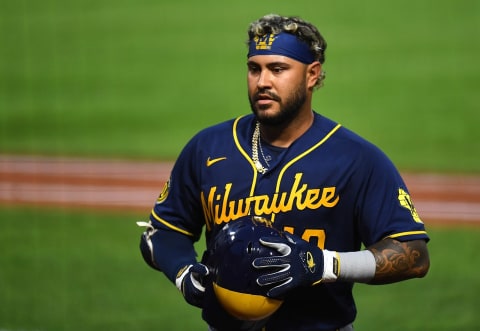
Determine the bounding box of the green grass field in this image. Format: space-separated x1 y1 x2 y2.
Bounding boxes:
1 0 479 330
1 0 479 172
0 206 478 331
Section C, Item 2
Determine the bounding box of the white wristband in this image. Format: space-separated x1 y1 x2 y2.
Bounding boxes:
337 250 376 283
322 250 340 282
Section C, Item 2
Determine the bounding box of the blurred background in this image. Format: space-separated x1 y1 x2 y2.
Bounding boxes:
0 0 479 330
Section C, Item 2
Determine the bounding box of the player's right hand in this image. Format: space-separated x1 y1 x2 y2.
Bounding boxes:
175 263 210 308
253 233 339 299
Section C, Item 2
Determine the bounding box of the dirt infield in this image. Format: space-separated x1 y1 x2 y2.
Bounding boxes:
1 154 479 226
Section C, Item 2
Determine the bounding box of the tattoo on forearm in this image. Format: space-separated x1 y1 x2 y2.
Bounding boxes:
369 239 428 284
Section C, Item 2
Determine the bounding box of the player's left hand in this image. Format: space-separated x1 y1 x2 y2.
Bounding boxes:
253 233 338 299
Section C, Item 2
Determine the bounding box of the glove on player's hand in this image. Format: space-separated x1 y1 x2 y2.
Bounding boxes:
175 263 210 308
253 233 336 299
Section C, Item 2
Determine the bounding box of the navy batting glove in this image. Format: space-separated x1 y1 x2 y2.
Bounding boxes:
175 263 210 308
253 233 339 299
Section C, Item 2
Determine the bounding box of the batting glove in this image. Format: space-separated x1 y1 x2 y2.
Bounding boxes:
253 233 339 299
175 263 210 308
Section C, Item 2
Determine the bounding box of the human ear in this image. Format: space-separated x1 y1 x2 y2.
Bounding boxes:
307 62 321 89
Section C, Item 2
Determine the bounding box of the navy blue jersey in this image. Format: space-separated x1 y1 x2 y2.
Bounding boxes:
150 112 429 331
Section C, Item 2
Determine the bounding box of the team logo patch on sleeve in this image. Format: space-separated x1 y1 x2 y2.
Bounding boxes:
397 188 422 223
156 180 170 204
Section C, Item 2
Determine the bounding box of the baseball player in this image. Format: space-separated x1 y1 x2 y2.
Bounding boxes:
138 14 430 331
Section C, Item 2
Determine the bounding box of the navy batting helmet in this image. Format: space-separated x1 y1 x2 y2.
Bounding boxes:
207 217 284 321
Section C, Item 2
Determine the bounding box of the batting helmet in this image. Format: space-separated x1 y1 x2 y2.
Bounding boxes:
207 217 284 321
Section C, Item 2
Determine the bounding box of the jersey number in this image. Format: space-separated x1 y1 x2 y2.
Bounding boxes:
283 226 326 249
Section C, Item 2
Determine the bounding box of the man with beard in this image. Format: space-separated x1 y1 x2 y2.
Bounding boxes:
137 14 430 331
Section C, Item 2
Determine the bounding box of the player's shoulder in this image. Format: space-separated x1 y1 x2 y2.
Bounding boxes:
317 114 367 145
194 114 254 140
318 114 381 150
316 113 393 165
178 114 254 158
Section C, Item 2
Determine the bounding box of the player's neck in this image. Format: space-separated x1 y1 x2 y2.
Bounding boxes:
260 109 314 148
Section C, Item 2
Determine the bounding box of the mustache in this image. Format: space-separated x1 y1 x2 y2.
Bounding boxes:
254 90 281 102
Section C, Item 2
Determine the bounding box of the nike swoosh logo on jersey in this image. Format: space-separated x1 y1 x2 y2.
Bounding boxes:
206 156 227 167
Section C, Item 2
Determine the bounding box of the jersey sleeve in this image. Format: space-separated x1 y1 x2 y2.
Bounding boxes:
353 143 429 247
149 133 205 242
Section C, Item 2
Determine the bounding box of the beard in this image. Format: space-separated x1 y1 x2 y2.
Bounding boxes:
249 79 307 126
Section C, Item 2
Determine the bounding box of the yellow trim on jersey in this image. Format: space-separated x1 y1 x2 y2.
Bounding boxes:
276 124 342 192
233 116 258 197
151 208 194 237
385 230 428 240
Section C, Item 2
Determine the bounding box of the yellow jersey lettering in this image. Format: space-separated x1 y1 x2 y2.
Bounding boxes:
253 194 270 215
286 173 308 210
200 173 340 225
321 187 340 208
200 186 216 230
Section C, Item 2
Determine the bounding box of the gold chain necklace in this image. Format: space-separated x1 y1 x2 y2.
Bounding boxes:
251 122 268 174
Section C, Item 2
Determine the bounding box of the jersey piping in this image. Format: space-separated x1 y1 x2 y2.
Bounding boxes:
385 230 428 240
151 208 194 237
232 115 259 197
276 123 342 192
